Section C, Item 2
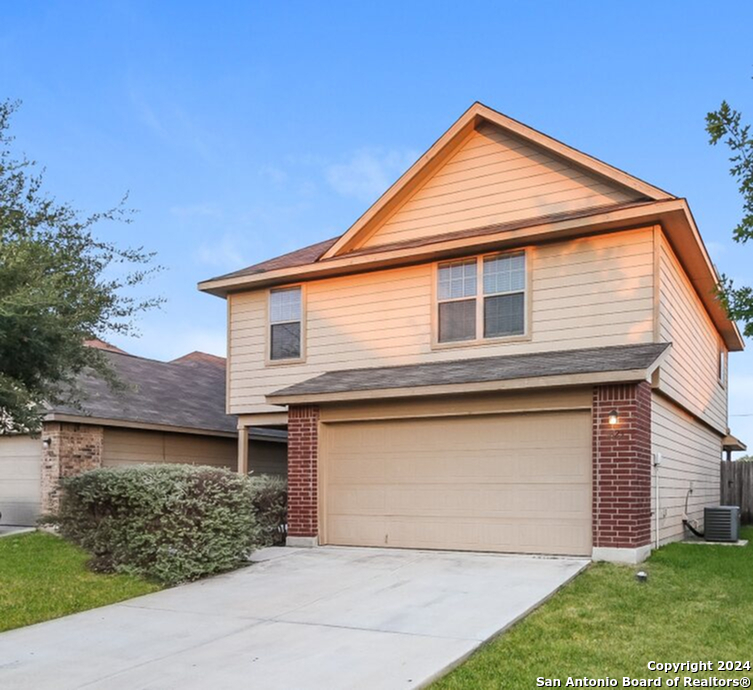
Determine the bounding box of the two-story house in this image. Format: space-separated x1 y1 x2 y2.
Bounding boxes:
199 103 745 564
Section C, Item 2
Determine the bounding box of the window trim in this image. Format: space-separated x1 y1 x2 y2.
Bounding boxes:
266 284 306 365
432 248 532 350
436 257 478 343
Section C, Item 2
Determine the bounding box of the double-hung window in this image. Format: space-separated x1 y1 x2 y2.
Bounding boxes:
437 259 477 342
483 252 526 338
269 287 302 361
436 251 526 344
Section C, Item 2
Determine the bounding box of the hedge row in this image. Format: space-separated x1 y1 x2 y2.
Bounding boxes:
54 465 287 585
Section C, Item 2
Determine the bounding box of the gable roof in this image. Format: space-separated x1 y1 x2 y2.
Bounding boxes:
84 338 128 354
214 236 338 282
172 351 227 368
197 103 743 351
45 350 285 441
267 343 671 405
320 102 674 259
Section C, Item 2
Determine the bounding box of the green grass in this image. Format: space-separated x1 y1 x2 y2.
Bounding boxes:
433 528 753 689
0 531 161 633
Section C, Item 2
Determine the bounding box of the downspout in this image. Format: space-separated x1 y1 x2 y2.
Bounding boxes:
654 452 662 549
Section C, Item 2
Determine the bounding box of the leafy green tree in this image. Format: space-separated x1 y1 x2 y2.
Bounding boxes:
706 97 753 336
0 100 161 434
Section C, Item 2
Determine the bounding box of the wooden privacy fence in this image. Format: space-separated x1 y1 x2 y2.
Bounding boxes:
721 462 753 524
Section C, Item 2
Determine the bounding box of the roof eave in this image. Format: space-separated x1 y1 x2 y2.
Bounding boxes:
198 198 744 352
723 434 747 452
198 199 676 296
43 413 237 439
266 368 654 407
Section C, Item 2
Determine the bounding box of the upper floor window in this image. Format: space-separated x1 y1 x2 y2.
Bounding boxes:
437 251 527 344
483 253 526 338
269 287 302 360
437 259 477 342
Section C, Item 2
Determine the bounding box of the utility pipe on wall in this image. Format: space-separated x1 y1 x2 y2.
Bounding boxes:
654 452 662 549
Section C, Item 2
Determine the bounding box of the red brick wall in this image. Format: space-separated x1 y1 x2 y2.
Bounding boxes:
592 382 652 549
287 405 319 538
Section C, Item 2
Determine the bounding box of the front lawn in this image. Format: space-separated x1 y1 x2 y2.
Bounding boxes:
0 531 161 633
433 528 753 689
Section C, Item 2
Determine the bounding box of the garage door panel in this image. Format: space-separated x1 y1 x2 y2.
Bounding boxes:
329 454 588 484
383 516 590 555
328 515 388 546
329 484 590 518
0 436 42 526
323 410 591 556
0 456 42 480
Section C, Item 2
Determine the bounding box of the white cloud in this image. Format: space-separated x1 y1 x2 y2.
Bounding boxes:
258 165 288 186
325 148 418 202
195 233 246 269
127 86 220 164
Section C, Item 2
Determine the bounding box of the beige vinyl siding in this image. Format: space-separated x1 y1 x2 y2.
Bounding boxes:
358 123 641 250
656 233 727 433
651 393 722 546
101 428 286 476
103 428 236 468
320 387 592 423
0 435 42 526
229 228 655 414
248 441 287 477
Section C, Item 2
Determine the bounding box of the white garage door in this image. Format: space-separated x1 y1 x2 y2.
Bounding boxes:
0 435 42 526
322 411 592 556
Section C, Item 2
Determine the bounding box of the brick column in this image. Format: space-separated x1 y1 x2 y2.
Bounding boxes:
286 405 319 545
592 381 652 556
41 421 104 514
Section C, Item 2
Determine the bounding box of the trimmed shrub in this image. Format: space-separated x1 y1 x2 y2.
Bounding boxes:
54 465 261 585
249 474 287 546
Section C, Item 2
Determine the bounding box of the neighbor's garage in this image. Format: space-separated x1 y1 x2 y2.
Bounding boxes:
0 435 42 527
320 403 592 556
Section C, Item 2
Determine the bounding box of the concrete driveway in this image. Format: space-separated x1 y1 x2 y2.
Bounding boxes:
0 546 587 690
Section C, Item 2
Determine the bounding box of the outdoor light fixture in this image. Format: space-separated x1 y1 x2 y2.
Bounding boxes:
608 409 619 426
636 571 649 584
42 437 51 449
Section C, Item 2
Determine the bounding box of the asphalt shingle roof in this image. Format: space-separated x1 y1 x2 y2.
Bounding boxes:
269 343 671 399
47 351 283 439
204 201 653 283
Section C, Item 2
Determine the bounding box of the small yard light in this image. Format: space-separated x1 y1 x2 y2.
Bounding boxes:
636 571 648 584
608 409 619 426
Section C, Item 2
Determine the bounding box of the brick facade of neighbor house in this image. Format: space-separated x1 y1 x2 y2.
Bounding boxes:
287 405 320 539
41 421 104 513
592 381 652 549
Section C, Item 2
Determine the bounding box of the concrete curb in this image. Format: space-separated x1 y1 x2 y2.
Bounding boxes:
0 527 36 539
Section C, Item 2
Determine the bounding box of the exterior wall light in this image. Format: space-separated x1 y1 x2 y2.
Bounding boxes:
42 437 52 449
608 410 619 426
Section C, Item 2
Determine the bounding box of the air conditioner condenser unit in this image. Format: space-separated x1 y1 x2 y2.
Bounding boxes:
704 506 740 542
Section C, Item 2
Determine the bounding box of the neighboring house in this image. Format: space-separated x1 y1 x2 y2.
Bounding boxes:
0 342 286 527
199 102 746 564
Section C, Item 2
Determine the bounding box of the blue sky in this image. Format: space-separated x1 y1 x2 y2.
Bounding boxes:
1 1 752 449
